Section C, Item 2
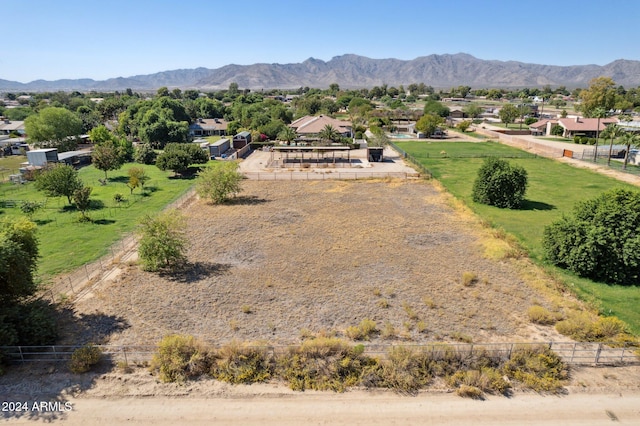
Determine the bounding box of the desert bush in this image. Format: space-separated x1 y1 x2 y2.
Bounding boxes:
402 302 419 320
381 322 396 339
360 346 432 393
593 317 628 339
456 384 484 399
275 337 374 392
472 157 528 209
502 345 567 392
69 344 102 373
555 312 629 341
345 319 378 341
150 334 211 383
377 298 390 308
211 342 272 384
527 305 559 325
447 368 510 396
461 271 478 287
543 188 640 285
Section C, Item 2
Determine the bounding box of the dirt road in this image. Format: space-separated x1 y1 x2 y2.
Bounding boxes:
5 391 640 425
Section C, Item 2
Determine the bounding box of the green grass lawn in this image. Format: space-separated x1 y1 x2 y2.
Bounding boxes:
0 162 207 278
0 155 28 180
396 141 640 335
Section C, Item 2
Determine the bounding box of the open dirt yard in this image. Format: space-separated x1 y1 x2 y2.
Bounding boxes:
66 178 562 347
4 177 640 425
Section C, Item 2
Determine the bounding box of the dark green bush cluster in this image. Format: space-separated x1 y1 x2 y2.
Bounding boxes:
472 157 528 209
156 142 209 175
0 300 58 347
573 136 596 145
543 188 640 285
149 335 568 396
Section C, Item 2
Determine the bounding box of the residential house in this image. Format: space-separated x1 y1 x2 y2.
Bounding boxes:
0 118 26 136
529 119 557 136
450 109 465 119
289 115 352 139
555 117 617 139
189 118 228 137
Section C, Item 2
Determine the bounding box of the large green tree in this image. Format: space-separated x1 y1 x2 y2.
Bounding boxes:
543 188 640 285
24 107 83 152
89 126 125 180
579 76 617 117
498 104 519 128
34 164 84 204
462 104 484 119
415 114 444 137
156 143 208 176
423 100 450 117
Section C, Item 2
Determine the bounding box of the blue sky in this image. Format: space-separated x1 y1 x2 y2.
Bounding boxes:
2 0 638 83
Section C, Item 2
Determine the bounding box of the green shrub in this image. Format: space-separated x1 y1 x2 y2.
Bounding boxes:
471 157 528 209
195 162 243 204
138 210 188 272
134 143 157 165
150 335 211 383
211 342 272 384
69 344 102 373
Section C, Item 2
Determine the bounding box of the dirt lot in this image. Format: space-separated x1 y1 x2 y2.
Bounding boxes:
65 178 563 347
4 176 640 425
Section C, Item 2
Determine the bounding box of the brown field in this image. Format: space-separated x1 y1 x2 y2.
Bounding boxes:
67 178 564 347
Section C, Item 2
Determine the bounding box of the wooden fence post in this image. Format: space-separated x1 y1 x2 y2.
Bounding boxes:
595 343 603 364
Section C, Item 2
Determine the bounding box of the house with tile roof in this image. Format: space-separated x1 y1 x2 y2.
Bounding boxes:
289 115 352 138
556 117 617 138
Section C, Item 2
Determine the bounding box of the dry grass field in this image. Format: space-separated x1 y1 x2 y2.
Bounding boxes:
67 178 564 347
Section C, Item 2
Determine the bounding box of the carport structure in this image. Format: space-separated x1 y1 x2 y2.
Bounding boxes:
269 146 354 168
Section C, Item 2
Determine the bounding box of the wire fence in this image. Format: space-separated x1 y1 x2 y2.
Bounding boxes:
43 188 196 303
387 143 433 178
1 341 637 366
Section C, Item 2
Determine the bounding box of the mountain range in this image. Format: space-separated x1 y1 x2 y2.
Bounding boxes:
2 53 640 92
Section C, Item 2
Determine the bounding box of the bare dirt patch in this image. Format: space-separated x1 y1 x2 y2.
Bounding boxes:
68 179 562 347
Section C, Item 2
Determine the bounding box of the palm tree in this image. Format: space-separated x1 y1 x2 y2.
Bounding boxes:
620 131 640 170
318 124 339 144
277 126 297 146
591 107 607 162
600 124 625 166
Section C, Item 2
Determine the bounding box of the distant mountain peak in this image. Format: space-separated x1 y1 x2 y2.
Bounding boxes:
1 53 639 91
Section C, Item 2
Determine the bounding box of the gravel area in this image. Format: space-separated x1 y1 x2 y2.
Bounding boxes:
65 179 559 347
